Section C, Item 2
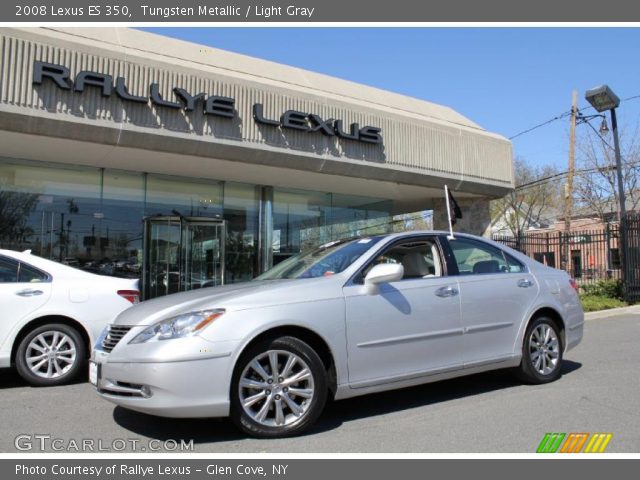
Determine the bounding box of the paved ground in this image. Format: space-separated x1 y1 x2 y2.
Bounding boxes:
1 312 638 453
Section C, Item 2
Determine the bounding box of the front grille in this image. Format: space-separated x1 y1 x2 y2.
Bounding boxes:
101 325 132 352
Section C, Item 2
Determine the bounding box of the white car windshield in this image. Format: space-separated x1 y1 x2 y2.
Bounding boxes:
255 237 383 280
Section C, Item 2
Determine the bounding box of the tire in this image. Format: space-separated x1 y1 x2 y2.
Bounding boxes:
15 323 87 387
516 316 563 384
230 336 328 438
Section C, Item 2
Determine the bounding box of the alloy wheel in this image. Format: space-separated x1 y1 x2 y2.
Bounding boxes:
238 350 315 427
25 330 77 379
528 323 560 376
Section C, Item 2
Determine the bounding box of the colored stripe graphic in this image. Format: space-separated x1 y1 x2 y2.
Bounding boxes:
537 433 613 453
560 433 589 453
537 433 566 453
584 433 613 453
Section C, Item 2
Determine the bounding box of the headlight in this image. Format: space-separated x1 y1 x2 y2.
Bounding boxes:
129 309 225 344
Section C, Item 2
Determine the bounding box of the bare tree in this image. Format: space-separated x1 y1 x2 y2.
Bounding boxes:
490 157 562 237
0 189 40 248
574 121 640 221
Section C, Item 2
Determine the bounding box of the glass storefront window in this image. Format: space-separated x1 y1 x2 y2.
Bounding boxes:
145 175 223 218
0 160 101 265
0 157 394 292
272 188 392 265
331 194 393 238
273 189 332 265
223 183 259 283
100 170 145 278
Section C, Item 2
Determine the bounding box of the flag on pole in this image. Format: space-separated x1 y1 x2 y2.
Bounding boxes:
447 187 463 226
444 185 463 239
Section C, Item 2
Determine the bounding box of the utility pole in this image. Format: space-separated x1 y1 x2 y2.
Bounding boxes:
562 90 578 273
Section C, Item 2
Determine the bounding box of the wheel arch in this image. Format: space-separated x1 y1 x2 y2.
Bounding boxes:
233 325 338 397
10 315 91 366
525 307 567 350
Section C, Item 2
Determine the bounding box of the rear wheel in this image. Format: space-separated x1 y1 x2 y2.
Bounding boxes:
15 323 86 387
230 336 327 438
516 316 563 384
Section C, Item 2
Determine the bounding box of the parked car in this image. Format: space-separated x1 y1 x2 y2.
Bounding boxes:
91 232 584 438
0 249 139 386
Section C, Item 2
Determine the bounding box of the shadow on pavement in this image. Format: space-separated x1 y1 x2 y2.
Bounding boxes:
112 360 582 443
0 368 87 390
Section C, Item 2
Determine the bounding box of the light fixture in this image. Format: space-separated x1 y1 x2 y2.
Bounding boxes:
599 117 609 135
585 85 620 112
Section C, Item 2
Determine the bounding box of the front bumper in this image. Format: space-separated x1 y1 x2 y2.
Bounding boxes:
92 343 238 418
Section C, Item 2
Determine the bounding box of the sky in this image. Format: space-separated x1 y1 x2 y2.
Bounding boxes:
141 27 640 172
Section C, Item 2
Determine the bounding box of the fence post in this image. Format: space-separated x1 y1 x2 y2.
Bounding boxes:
605 222 611 277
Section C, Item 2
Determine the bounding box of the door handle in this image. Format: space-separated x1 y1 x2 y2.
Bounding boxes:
16 289 44 297
517 279 533 288
435 286 459 298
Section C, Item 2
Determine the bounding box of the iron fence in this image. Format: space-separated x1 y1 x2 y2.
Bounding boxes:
621 213 640 303
492 225 622 286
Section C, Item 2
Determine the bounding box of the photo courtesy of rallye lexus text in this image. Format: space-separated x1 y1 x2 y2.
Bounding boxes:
91 230 583 438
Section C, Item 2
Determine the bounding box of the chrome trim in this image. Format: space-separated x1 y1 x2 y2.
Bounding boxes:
99 379 150 398
350 363 463 389
464 321 514 333
105 351 233 364
101 325 133 353
357 327 464 348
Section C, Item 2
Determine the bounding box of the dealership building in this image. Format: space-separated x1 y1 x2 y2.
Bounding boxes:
0 28 513 298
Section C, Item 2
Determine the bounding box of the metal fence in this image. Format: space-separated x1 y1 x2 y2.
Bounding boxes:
621 213 640 303
492 225 622 286
493 216 640 303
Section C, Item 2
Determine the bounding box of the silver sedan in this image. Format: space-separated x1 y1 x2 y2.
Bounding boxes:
91 231 584 438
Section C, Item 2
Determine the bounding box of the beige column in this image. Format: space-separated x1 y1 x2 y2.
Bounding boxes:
432 197 492 238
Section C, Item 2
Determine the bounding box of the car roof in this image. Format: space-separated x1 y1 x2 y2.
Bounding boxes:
0 249 94 277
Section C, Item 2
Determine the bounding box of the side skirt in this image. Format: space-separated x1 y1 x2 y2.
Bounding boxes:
334 354 521 401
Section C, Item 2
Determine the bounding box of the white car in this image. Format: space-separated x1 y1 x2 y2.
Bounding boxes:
0 249 139 386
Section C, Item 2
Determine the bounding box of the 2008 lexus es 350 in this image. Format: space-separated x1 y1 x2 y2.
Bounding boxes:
91 231 584 438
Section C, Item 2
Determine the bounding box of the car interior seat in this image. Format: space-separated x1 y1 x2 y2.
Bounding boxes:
401 251 434 278
472 260 500 274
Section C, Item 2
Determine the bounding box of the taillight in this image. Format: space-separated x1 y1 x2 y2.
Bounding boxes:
569 279 579 294
117 290 140 304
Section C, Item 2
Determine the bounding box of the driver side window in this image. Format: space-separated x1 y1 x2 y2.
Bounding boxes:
362 238 443 281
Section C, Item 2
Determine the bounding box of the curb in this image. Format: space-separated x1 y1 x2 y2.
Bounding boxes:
584 304 640 321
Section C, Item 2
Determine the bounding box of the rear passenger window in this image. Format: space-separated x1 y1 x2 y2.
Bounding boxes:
18 263 48 283
0 256 18 283
504 253 526 273
448 238 524 275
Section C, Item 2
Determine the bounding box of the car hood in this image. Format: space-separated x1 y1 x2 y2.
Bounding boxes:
113 277 341 326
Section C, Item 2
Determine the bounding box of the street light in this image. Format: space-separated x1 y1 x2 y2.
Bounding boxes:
585 84 627 294
584 85 626 222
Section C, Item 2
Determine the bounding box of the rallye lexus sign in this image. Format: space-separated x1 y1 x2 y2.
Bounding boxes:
33 61 383 145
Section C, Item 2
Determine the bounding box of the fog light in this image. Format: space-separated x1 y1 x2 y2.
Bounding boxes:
140 385 152 398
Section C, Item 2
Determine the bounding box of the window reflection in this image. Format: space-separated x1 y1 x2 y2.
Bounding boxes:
272 188 392 265
0 161 101 266
0 158 394 292
223 183 258 283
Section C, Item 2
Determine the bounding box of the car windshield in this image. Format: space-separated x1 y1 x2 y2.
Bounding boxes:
255 237 382 280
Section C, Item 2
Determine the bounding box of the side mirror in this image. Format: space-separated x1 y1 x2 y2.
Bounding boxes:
363 263 404 294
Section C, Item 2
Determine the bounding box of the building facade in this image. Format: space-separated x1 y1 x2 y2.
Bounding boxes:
0 28 513 298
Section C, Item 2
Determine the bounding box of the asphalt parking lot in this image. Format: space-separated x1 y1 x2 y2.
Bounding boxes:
1 311 638 453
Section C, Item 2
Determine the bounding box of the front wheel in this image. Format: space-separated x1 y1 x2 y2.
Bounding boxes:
516 316 563 384
230 336 328 438
15 323 86 387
